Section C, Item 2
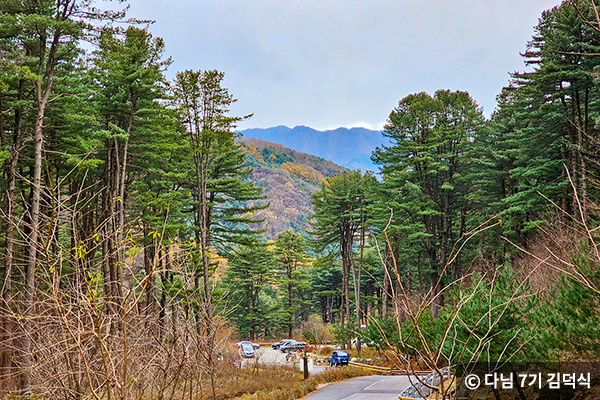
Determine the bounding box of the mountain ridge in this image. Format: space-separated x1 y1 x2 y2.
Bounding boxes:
240 125 390 171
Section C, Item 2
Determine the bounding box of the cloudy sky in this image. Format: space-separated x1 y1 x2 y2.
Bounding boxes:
126 0 561 131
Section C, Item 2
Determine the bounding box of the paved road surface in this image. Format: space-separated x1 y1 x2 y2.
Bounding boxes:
303 375 412 400
238 347 327 373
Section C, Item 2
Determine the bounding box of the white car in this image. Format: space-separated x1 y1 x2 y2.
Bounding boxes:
239 344 255 358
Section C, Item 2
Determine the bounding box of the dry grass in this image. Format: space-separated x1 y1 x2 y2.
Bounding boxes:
227 365 370 400
210 363 302 399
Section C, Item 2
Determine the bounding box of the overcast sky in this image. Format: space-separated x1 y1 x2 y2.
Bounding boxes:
126 0 561 131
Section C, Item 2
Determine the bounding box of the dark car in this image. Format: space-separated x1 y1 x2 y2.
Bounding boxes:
236 341 260 349
327 350 350 366
280 340 307 353
271 339 294 350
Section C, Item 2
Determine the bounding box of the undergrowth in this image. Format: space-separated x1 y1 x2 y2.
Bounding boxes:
228 365 371 400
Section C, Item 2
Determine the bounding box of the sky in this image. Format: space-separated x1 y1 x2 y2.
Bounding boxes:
125 0 562 131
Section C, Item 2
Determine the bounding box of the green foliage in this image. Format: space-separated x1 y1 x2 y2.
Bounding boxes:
274 231 310 335
331 322 358 346
361 317 400 351
492 0 600 240
173 69 267 251
532 268 600 361
397 267 537 365
310 170 377 327
359 267 539 369
223 245 274 339
309 254 343 324
371 89 486 315
310 170 377 251
4 3 600 398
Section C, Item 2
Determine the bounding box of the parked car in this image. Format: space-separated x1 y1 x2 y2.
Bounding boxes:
271 339 294 350
327 350 350 366
239 344 255 358
236 341 260 349
280 340 307 353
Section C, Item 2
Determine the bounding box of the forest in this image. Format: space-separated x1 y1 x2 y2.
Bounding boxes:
1 0 600 399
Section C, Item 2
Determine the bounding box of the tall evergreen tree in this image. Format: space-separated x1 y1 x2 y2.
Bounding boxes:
0 0 127 388
503 0 600 229
274 230 308 337
223 245 273 340
90 26 171 321
173 69 265 399
310 170 376 326
173 69 264 297
372 90 485 318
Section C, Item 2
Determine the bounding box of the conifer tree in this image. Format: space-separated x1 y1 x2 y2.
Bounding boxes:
173 69 264 399
311 170 376 326
0 0 128 388
372 90 484 318
91 26 171 321
274 230 308 337
504 0 600 229
223 245 273 340
173 69 264 300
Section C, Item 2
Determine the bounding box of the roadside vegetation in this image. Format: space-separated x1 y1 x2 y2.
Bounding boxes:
229 365 369 400
2 1 600 400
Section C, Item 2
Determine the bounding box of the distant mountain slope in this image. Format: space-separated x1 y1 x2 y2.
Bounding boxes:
240 125 389 172
239 137 347 239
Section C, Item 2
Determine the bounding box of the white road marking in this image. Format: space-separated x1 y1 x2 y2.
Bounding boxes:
339 377 389 399
363 377 388 391
340 394 362 400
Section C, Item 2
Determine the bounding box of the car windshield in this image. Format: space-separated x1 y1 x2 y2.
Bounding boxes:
337 351 349 356
242 345 253 351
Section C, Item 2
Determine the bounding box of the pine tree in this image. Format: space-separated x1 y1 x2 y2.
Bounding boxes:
173 69 264 298
172 69 265 399
533 272 600 361
90 26 172 321
274 230 308 337
310 170 376 326
372 90 485 318
504 0 600 229
223 245 273 340
0 0 127 388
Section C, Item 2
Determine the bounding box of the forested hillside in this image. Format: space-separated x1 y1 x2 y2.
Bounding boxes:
238 137 346 238
2 1 600 400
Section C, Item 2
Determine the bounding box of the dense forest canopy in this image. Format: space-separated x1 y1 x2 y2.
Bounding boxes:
1 0 600 399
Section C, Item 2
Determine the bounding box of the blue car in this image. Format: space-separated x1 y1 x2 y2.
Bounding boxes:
327 350 350 366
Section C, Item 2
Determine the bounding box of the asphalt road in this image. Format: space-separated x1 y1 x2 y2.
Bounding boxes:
303 375 412 400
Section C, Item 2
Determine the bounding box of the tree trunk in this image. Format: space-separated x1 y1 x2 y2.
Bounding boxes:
159 250 169 341
382 244 392 318
23 26 61 385
144 221 157 316
2 79 24 383
287 264 293 338
351 227 364 355
432 192 451 318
